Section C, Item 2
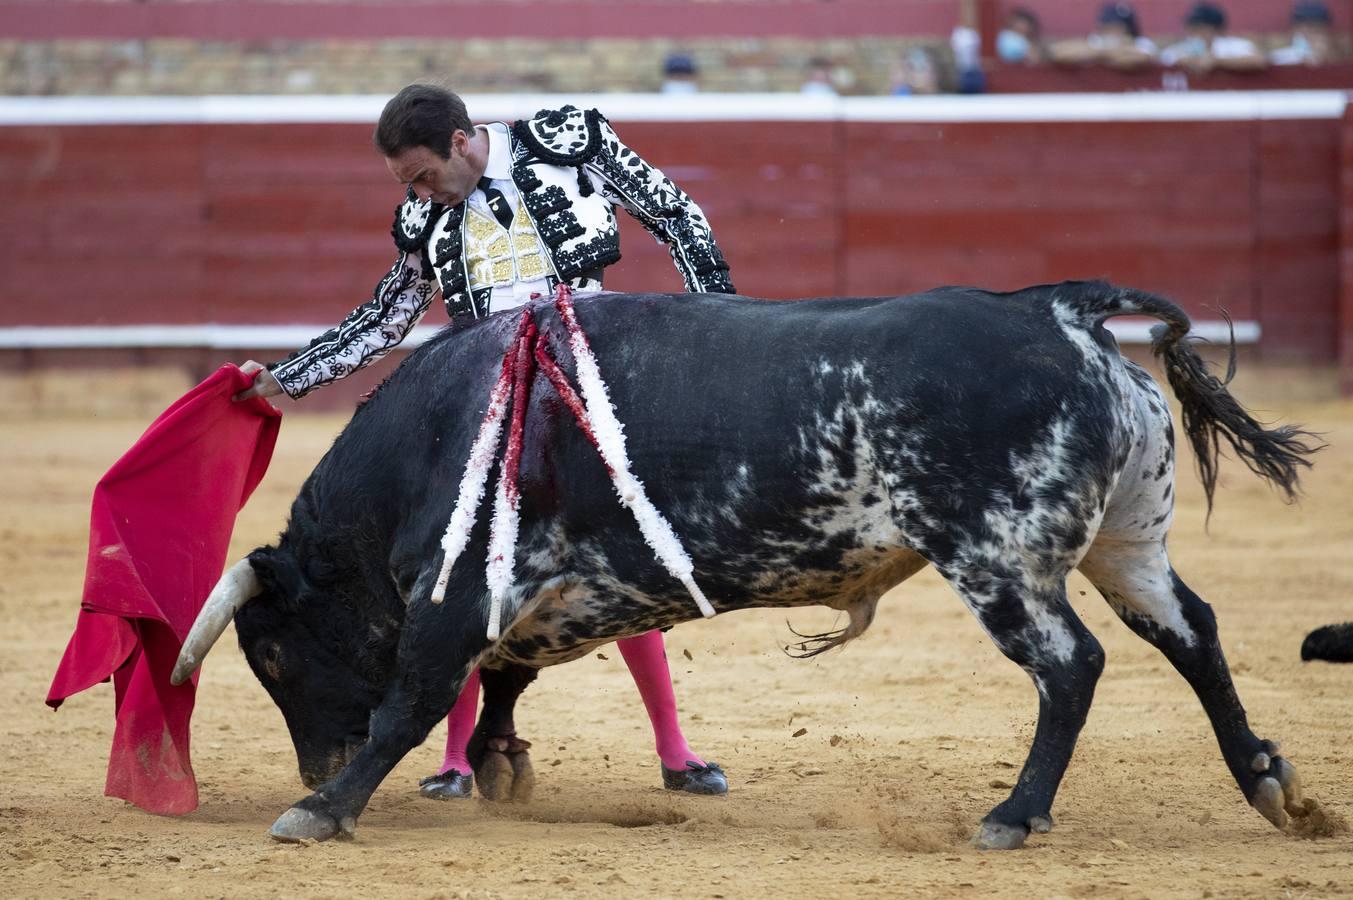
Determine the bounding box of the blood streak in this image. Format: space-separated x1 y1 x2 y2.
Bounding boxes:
437 287 716 632
485 310 540 638
533 334 609 471
501 311 538 508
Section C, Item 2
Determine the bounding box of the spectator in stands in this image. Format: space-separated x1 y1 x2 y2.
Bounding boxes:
1049 3 1158 70
996 7 1047 64
950 22 987 93
1160 3 1267 73
890 46 941 95
800 57 838 96
1271 2 1339 66
660 52 700 94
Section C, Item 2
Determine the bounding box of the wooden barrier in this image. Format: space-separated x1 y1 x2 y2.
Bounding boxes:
988 62 1353 94
1 91 1349 405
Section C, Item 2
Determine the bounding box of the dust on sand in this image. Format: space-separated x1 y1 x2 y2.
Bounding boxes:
2 379 1352 899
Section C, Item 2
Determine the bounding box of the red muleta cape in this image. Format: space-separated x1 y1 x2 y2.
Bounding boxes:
46 365 281 814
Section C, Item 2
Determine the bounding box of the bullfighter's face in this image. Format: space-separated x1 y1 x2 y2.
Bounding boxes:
386 128 480 207
233 548 395 789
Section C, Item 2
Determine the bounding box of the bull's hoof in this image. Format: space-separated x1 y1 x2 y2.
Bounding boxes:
972 820 1030 851
1028 814 1054 834
475 739 534 803
662 761 728 796
419 769 473 800
269 807 345 843
507 747 535 802
1248 745 1305 831
476 751 514 802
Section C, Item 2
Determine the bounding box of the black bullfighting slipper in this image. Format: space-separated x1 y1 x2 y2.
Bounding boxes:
418 769 474 800
662 761 728 795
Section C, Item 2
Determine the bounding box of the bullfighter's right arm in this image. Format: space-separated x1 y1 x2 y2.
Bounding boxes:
266 250 439 400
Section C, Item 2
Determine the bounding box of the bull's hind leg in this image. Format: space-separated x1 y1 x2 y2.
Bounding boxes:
943 570 1106 850
468 664 539 802
1078 539 1305 830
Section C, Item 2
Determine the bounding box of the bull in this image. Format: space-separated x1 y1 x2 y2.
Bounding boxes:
172 282 1320 849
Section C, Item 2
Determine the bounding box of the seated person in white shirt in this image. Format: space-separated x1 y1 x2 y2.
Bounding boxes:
1160 2 1268 73
1271 1 1340 66
1049 3 1158 70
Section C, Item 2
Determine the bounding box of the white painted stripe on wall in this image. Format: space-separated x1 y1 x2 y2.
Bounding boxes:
0 324 447 349
0 319 1260 350
0 91 1344 126
843 90 1349 123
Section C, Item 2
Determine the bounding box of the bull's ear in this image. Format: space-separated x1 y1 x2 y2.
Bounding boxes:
247 546 303 610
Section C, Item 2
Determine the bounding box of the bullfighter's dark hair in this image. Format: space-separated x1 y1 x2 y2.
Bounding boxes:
374 84 474 160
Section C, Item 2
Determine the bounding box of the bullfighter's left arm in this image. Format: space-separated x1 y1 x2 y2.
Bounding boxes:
582 119 736 295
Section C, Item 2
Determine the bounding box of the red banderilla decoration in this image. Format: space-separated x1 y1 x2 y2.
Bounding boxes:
430 285 717 641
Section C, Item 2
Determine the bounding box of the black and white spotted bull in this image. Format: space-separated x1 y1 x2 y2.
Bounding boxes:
171 281 1320 848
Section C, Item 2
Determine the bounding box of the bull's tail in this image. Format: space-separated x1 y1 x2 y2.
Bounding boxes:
1067 283 1322 513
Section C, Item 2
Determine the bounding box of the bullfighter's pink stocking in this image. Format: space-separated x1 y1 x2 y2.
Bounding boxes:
617 629 706 770
438 668 481 776
439 632 702 774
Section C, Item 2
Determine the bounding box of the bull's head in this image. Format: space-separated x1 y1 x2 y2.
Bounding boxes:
172 547 394 789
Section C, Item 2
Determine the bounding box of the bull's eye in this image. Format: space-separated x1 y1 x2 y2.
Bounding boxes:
262 641 283 680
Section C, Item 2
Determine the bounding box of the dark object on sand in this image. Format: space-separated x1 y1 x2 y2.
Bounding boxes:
1301 623 1353 662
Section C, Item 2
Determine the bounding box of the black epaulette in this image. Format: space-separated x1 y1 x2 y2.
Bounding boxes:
391 187 442 253
510 105 607 166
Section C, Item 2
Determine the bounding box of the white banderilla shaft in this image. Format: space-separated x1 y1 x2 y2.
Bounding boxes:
430 365 514 605
554 287 716 619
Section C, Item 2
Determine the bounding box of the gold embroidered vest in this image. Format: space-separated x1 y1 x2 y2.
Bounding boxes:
463 197 553 292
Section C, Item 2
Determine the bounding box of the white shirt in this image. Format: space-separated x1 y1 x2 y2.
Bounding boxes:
1088 33 1158 55
1271 35 1317 66
1161 35 1259 65
467 122 554 314
951 25 982 70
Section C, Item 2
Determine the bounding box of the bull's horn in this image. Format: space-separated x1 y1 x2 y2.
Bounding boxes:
170 559 262 686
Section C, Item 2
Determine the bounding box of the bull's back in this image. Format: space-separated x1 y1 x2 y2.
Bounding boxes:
311 285 1134 564
558 288 1125 496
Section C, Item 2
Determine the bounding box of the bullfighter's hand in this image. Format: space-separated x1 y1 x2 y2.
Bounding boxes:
234 360 284 402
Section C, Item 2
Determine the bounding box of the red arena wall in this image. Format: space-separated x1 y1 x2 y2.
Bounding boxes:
1 92 1350 399
5 1 1343 41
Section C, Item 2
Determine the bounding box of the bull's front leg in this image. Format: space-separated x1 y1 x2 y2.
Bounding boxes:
270 604 489 842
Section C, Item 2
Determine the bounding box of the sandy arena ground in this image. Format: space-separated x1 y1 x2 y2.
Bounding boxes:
2 371 1352 899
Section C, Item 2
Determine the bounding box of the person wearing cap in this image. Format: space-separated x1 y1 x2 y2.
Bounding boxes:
1160 2 1267 72
660 53 700 94
1272 2 1340 66
1049 3 1158 70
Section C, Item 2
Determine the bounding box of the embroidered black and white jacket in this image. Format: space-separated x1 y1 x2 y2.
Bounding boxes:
268 106 736 399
